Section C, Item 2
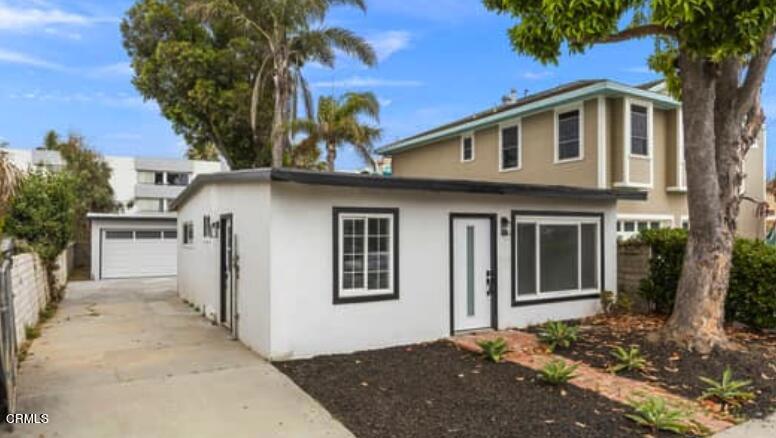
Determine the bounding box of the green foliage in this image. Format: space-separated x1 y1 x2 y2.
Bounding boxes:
25 325 40 340
538 321 579 352
44 132 116 239
538 359 578 385
476 337 509 363
121 0 274 168
610 345 648 373
294 92 382 171
39 302 58 322
5 171 76 265
638 228 776 329
699 367 755 408
625 396 690 435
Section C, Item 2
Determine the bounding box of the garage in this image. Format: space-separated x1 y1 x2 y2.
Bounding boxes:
88 213 178 280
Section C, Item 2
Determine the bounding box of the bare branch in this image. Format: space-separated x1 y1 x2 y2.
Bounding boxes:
736 31 775 117
597 24 676 44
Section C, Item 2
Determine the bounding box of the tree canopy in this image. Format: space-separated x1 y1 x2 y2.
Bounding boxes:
121 0 275 168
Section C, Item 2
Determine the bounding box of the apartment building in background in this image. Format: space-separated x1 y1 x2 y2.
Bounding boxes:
377 80 767 240
6 148 225 213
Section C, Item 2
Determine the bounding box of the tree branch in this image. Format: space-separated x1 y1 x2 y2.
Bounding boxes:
736 31 775 117
597 24 675 44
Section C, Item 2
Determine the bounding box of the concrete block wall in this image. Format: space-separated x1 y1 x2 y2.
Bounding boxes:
617 242 651 311
10 248 70 343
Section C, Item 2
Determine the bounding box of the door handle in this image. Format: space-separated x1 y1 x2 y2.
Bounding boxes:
485 270 492 295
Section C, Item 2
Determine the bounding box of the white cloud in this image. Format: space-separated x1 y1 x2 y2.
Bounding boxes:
521 71 553 80
0 2 115 31
368 31 411 62
0 47 64 70
89 62 133 78
312 76 422 89
8 89 155 111
378 98 393 107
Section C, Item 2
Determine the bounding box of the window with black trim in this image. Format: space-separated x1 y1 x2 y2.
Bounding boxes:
461 135 474 162
182 222 194 245
203 215 211 238
333 208 399 303
557 109 581 161
513 214 601 304
630 104 649 156
500 124 520 170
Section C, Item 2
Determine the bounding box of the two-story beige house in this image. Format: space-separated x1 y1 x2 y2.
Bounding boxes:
377 80 767 239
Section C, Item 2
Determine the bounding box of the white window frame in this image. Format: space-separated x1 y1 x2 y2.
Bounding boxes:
498 119 522 172
514 215 601 302
460 133 475 162
336 210 397 301
615 214 674 240
554 103 585 164
627 99 653 159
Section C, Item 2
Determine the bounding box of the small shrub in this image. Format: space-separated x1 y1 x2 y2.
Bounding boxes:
538 359 578 384
25 325 40 340
610 345 648 373
699 367 755 409
476 337 509 363
38 302 58 322
600 290 616 314
625 396 690 435
538 321 579 352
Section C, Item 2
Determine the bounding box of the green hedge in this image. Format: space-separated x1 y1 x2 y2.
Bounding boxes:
638 229 776 329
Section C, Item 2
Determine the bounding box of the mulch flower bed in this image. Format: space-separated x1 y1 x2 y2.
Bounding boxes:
527 314 776 420
276 342 675 438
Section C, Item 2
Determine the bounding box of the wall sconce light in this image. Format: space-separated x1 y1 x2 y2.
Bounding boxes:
500 216 510 236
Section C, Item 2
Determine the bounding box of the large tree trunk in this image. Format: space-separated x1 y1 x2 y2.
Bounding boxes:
270 54 291 168
660 52 732 353
326 140 336 172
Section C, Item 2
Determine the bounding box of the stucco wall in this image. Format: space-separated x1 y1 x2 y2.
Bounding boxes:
391 98 599 188
267 183 617 359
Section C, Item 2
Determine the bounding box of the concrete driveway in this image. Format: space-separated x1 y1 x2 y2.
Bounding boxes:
8 278 353 438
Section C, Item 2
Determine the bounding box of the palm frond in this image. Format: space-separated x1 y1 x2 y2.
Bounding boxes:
320 27 376 66
340 92 380 121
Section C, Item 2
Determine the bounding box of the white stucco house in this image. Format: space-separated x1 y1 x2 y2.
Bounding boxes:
171 168 644 360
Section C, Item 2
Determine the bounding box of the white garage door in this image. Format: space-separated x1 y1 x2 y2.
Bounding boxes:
101 229 177 279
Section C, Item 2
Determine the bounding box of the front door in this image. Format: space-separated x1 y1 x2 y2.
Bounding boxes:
452 216 495 332
220 214 234 329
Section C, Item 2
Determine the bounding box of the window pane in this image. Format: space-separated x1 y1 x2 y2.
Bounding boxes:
631 105 649 155
501 126 519 169
558 110 580 160
624 221 635 232
649 221 661 230
136 231 162 239
163 230 177 239
581 224 598 289
137 171 155 184
539 225 578 292
154 172 164 185
167 172 190 186
463 137 473 160
517 223 536 296
106 231 133 239
637 222 648 232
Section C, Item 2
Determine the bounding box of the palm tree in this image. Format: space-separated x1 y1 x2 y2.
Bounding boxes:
188 0 376 168
294 92 381 171
0 146 21 220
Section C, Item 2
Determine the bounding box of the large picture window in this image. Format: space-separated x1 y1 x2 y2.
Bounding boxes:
512 213 602 305
333 208 399 304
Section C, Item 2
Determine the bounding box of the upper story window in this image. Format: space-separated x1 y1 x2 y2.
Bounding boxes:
499 122 520 171
333 208 399 304
137 170 191 186
630 104 649 156
461 134 475 162
556 108 583 162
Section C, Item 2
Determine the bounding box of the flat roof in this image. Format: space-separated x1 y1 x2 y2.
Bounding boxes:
170 168 646 211
377 79 680 155
87 212 177 221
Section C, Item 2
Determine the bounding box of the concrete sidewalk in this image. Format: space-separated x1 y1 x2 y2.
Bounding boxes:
6 278 353 438
713 412 776 438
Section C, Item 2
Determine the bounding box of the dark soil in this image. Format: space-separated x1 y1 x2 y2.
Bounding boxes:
528 315 776 420
276 341 673 438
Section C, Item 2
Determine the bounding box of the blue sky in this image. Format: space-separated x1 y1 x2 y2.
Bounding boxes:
1 0 774 177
